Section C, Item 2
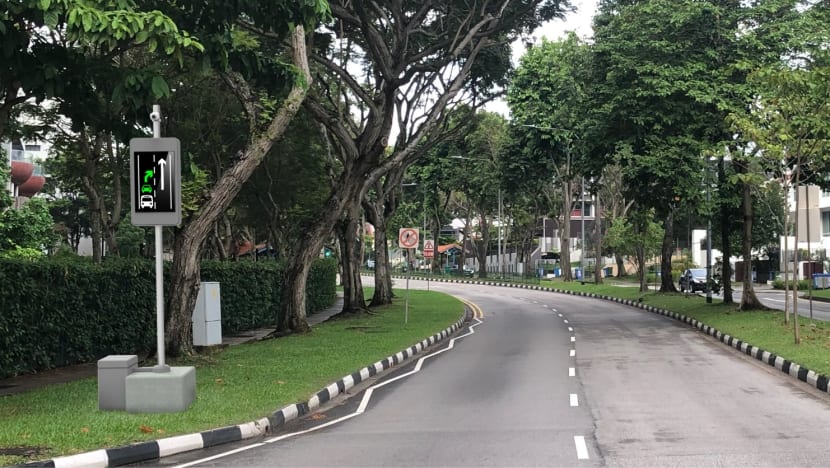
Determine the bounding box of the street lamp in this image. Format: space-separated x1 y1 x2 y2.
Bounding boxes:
451 155 502 278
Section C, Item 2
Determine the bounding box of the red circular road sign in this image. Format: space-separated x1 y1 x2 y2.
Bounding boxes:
399 228 419 248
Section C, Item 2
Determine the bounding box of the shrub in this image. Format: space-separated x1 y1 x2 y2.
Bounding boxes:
0 257 337 378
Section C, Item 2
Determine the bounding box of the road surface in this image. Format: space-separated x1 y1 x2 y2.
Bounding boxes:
159 280 830 467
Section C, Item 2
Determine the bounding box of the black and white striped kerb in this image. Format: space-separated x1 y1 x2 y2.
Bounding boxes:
20 317 466 468
269 317 464 428
19 419 268 468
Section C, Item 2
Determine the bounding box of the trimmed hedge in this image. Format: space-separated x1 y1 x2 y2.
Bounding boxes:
0 257 336 379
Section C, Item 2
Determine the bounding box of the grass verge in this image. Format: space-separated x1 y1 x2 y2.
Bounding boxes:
0 289 463 466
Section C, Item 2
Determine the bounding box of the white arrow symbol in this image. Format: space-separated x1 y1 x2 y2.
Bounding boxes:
157 158 167 191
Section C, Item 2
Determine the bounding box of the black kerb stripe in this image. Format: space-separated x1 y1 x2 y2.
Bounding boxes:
202 425 243 448
106 441 160 466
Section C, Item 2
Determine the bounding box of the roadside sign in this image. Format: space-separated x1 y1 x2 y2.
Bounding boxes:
130 138 181 226
399 228 419 249
424 239 434 258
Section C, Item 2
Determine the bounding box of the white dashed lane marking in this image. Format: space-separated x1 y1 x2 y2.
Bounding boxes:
570 349 575 357
570 393 579 407
569 367 575 377
574 436 590 459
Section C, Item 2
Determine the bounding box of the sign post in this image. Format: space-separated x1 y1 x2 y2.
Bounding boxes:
399 228 419 324
130 108 181 372
424 239 434 291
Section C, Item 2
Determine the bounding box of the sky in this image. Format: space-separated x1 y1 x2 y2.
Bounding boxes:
486 0 598 117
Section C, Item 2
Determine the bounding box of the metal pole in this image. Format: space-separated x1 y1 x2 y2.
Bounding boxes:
152 104 168 372
405 249 410 325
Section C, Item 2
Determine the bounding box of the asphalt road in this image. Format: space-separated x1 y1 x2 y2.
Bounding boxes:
161 280 830 467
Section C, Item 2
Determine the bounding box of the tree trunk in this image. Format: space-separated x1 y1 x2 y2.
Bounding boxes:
718 159 734 304
636 243 647 293
370 225 394 306
89 200 103 262
475 214 491 277
616 254 625 277
660 210 677 292
560 179 573 281
167 230 207 357
339 205 367 313
739 172 767 310
593 192 603 284
166 25 312 354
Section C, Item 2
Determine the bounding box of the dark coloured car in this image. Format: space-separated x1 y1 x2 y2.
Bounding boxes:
679 268 710 293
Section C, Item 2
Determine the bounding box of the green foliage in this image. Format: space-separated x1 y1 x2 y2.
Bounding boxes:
0 247 44 260
0 257 337 378
114 214 147 258
0 198 58 252
604 212 664 271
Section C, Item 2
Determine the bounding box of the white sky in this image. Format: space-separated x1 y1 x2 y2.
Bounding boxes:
487 0 598 117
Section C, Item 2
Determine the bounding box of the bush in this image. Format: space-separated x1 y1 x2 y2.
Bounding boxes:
771 278 810 291
0 257 337 379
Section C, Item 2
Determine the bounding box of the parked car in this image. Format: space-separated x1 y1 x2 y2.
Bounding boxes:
679 268 718 293
366 259 375 269
463 264 475 277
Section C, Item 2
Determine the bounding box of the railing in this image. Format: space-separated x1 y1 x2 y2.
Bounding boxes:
11 149 35 163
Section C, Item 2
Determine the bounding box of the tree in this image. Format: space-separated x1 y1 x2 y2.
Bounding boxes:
0 198 58 255
509 33 593 282
156 1 329 355
0 0 199 142
291 1 568 328
592 0 753 294
604 209 663 292
731 50 830 338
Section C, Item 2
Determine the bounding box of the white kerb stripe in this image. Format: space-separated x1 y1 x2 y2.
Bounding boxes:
360 368 371 380
308 395 320 409
327 382 340 398
574 436 590 459
570 336 576 342
53 449 109 468
374 362 384 373
569 367 575 377
568 327 573 332
564 319 569 324
157 433 204 457
570 394 579 406
282 404 299 422
570 349 576 357
343 374 355 390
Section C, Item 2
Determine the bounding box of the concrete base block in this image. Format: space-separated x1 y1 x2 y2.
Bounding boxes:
125 366 196 413
98 355 138 411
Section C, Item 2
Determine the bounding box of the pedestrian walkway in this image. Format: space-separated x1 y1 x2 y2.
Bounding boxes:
0 293 344 397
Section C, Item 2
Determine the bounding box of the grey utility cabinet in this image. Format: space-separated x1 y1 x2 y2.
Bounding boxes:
192 281 221 346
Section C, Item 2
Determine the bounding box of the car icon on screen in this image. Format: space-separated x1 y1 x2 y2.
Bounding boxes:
141 184 153 194
139 195 154 208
